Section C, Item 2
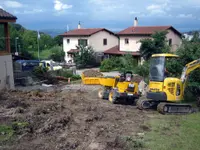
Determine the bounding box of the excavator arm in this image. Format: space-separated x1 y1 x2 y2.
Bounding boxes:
181 58 200 92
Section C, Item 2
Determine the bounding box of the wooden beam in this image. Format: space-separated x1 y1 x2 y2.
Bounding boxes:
0 51 10 56
4 23 10 53
0 19 16 23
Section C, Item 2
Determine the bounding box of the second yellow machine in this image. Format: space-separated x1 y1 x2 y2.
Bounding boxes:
98 72 140 104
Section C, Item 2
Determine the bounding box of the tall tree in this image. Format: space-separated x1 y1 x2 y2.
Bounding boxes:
140 31 170 60
74 45 96 68
53 35 63 46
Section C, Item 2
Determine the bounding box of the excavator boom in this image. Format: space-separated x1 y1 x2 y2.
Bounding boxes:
181 58 200 93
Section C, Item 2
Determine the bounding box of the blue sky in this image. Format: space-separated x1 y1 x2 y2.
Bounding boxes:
0 0 200 32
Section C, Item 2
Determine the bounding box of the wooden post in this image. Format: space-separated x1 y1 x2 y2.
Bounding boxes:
68 78 71 83
4 23 10 53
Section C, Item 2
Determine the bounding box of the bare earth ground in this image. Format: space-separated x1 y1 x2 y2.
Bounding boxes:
0 84 156 150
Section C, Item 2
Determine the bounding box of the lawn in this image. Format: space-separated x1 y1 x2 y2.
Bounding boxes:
144 112 200 150
30 49 52 60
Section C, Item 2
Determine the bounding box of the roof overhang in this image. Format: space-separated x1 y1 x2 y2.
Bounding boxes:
104 46 141 56
0 19 16 23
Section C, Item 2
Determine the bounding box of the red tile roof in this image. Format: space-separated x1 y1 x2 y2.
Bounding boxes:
67 49 80 53
0 8 17 20
61 28 115 36
118 26 182 37
104 46 140 56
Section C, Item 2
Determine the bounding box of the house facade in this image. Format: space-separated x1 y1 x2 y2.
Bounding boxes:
104 18 182 63
61 24 118 63
0 9 17 89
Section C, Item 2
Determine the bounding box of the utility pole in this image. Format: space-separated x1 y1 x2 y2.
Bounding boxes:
37 31 40 61
15 37 19 55
18 44 21 55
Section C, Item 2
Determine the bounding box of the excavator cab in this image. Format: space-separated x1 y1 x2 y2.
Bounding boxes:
149 54 179 82
147 54 180 101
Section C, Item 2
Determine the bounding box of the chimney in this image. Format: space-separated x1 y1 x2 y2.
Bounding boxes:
134 17 138 27
78 21 81 29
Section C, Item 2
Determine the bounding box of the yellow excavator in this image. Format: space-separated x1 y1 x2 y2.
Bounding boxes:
136 53 200 114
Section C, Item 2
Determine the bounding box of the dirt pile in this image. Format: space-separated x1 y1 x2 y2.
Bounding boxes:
132 74 143 83
83 70 103 77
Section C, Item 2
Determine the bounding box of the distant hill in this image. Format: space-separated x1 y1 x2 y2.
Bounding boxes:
183 30 200 35
41 29 66 37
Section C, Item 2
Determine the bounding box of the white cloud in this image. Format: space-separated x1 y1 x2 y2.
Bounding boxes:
129 11 140 14
177 14 194 18
0 5 3 9
89 0 127 20
4 1 23 8
147 4 161 10
24 9 43 14
146 3 169 15
14 9 44 14
54 0 72 11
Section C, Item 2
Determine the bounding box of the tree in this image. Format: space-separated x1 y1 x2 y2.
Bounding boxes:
166 32 200 101
190 31 200 43
74 45 96 68
8 23 59 59
140 31 170 60
49 46 65 62
53 35 63 46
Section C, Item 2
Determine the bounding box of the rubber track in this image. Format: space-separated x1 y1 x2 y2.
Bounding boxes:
136 99 148 110
157 102 192 114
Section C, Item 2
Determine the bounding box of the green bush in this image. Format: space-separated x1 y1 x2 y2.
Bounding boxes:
135 61 150 82
100 56 123 72
100 55 138 72
51 69 81 81
119 54 138 72
33 66 49 79
53 69 73 78
71 75 81 81
49 46 65 62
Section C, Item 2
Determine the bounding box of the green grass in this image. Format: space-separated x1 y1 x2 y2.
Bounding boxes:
0 125 14 142
0 122 29 142
30 49 52 60
144 113 200 150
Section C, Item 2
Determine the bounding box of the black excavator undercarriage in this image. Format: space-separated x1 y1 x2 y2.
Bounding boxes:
136 99 193 114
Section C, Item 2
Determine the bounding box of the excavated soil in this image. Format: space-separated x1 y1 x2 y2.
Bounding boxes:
0 86 154 150
82 70 103 77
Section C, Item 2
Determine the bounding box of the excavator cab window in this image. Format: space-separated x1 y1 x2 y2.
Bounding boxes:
150 57 165 82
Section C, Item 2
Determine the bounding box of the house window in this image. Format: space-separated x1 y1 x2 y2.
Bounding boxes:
67 39 70 44
0 24 6 51
103 38 107 45
169 39 172 46
78 39 88 47
125 38 129 44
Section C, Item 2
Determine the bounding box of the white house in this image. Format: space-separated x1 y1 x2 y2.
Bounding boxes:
104 17 182 63
61 23 118 63
0 9 17 90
